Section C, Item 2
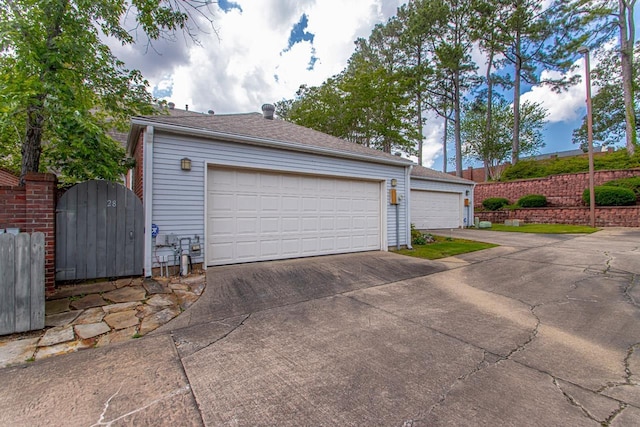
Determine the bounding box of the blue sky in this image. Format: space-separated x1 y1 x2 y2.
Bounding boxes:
108 1 637 172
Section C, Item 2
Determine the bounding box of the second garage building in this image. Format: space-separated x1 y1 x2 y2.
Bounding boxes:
410 165 475 230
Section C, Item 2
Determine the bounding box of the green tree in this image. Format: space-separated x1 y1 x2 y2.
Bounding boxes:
573 43 640 149
0 0 214 185
494 1 555 164
552 0 637 155
422 0 478 177
395 1 445 166
458 97 547 180
470 0 513 176
284 81 349 138
284 22 418 157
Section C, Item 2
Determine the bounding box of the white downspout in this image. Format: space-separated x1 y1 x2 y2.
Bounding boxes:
143 126 154 277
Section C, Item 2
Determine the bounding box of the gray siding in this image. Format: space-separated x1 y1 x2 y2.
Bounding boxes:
410 178 475 227
151 131 408 268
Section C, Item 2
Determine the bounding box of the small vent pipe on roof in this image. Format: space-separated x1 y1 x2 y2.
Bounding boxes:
261 103 275 120
168 102 175 110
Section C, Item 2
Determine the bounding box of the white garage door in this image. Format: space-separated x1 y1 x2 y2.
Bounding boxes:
207 168 382 266
411 190 461 229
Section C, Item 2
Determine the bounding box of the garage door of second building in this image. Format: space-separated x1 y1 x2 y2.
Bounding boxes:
207 168 382 266
411 190 461 229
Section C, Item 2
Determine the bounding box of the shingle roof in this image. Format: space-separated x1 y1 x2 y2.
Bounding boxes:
131 109 414 165
107 130 129 149
411 165 474 185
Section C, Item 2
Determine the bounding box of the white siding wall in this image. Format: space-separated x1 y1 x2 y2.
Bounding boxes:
150 131 409 268
410 178 475 227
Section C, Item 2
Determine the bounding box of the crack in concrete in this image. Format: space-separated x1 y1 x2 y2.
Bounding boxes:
624 343 640 384
594 343 640 396
90 384 191 426
604 403 628 426
424 350 492 417
553 378 602 423
624 275 640 309
186 313 252 358
92 385 123 427
503 305 541 361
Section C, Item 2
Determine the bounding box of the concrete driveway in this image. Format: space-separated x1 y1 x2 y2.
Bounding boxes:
1 229 639 426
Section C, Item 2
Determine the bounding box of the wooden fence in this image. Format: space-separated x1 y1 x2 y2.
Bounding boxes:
0 232 45 335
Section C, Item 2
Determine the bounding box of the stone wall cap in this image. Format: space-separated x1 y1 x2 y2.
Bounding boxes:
25 173 57 183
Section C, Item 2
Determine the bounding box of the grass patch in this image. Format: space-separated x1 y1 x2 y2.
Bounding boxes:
482 223 599 234
501 148 640 181
394 235 497 260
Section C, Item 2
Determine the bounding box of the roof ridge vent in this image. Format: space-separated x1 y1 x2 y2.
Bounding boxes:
261 103 275 120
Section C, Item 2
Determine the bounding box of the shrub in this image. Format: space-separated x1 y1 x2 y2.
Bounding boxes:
517 194 547 208
411 224 426 245
582 185 636 206
603 176 640 199
482 197 510 211
501 160 546 181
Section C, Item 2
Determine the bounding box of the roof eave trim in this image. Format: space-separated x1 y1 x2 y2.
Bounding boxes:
129 118 414 167
411 175 475 185
126 123 145 157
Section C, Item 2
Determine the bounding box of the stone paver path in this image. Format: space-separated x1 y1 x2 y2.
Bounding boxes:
0 274 206 368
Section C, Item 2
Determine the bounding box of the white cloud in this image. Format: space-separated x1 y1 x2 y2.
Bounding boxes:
520 51 606 124
407 113 449 170
520 67 585 123
114 0 405 114
422 119 448 169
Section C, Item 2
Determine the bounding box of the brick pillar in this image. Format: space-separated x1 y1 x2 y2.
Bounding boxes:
24 173 57 295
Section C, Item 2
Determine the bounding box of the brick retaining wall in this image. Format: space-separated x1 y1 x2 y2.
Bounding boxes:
475 169 640 208
0 173 57 294
476 206 640 227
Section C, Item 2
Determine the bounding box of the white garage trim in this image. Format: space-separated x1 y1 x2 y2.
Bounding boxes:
205 165 385 266
411 190 463 230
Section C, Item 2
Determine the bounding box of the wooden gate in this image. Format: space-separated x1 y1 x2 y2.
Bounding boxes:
56 180 144 281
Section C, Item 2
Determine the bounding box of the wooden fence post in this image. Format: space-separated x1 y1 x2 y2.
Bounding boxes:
0 232 45 335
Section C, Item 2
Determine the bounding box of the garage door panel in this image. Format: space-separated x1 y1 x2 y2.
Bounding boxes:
236 218 257 234
302 237 319 253
282 239 300 255
237 195 258 212
210 242 234 262
260 174 280 189
336 217 351 230
302 217 318 231
411 190 461 229
260 196 279 211
320 217 335 230
320 198 335 212
320 237 335 251
281 197 299 211
282 217 299 232
260 217 279 233
207 168 381 266
303 198 318 211
260 240 279 257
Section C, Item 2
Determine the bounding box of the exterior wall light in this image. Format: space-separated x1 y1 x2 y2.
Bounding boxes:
390 178 397 187
181 157 192 171
465 189 470 196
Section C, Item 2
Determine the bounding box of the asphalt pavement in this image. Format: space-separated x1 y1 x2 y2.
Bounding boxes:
1 228 639 426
